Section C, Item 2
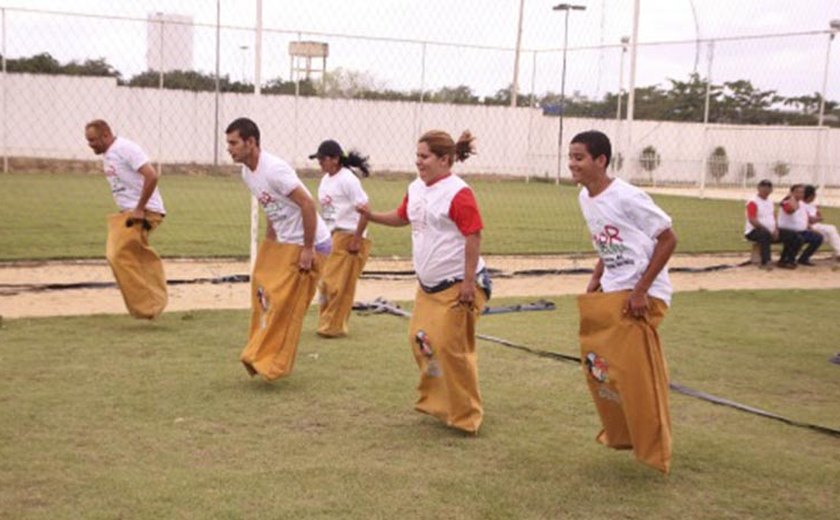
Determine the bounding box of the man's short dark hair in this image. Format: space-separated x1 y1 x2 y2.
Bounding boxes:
757 179 772 188
225 117 260 146
570 130 611 167
804 184 817 200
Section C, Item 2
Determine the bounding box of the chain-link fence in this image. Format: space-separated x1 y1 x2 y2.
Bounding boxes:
1 1 839 263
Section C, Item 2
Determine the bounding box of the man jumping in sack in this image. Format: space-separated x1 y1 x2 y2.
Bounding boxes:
225 117 332 381
85 119 167 319
569 130 678 474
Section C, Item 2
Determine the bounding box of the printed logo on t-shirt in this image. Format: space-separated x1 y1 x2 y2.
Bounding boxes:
257 190 288 223
409 200 427 233
592 223 634 269
105 163 126 194
320 194 336 224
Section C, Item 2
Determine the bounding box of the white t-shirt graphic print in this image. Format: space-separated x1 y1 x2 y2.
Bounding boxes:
317 167 369 234
578 178 673 305
103 136 166 214
240 151 330 246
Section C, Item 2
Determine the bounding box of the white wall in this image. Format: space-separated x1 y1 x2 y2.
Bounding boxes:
1 73 838 186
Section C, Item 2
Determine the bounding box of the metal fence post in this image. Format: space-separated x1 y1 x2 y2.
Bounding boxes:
1 7 7 174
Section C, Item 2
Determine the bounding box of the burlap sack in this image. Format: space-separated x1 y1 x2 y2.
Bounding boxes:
241 240 325 381
105 212 167 319
578 290 671 473
408 283 487 433
317 232 371 337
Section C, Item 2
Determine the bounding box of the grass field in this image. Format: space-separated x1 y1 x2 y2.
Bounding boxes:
1 290 838 519
4 171 832 261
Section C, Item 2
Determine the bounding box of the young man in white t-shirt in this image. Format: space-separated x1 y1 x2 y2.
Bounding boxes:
225 117 331 381
569 130 677 473
779 184 823 266
803 184 840 261
84 119 168 319
571 131 676 314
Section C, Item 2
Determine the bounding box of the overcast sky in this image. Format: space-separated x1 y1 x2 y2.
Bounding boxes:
1 0 838 101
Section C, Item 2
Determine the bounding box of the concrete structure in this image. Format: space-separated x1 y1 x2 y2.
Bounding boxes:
146 12 193 72
289 41 328 84
1 73 838 192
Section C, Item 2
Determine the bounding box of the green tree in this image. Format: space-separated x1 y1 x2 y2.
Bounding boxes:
6 52 62 74
483 84 530 107
718 79 782 124
429 85 479 105
4 52 119 78
124 70 308 95
63 58 121 78
318 67 386 98
262 76 317 96
666 73 721 121
626 85 671 120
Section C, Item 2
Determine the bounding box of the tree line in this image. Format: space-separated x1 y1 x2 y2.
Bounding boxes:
2 52 838 127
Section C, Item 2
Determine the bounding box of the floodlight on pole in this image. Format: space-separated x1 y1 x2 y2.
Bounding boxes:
817 19 840 127
552 3 586 184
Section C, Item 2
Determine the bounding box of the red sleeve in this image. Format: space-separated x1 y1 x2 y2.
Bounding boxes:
396 193 409 221
746 201 758 219
448 187 483 236
781 198 795 214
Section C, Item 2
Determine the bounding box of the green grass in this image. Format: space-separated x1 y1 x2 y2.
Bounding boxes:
1 290 838 519
2 172 839 261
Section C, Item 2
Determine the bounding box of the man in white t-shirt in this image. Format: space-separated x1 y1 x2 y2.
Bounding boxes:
225 117 331 381
84 119 167 319
572 132 676 313
778 184 822 266
803 184 840 261
569 130 677 474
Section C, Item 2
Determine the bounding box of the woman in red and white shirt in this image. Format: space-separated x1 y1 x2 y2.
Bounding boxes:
358 129 490 434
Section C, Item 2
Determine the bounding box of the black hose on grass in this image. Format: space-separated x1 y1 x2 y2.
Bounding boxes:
0 260 751 295
356 298 840 439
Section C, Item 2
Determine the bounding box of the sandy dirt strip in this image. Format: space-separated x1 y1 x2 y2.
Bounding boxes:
0 254 837 319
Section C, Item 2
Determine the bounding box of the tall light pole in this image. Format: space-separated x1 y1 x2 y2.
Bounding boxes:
552 3 586 183
213 0 221 167
614 35 629 175
816 19 840 190
239 45 249 84
511 0 526 107
616 36 630 121
817 19 840 127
